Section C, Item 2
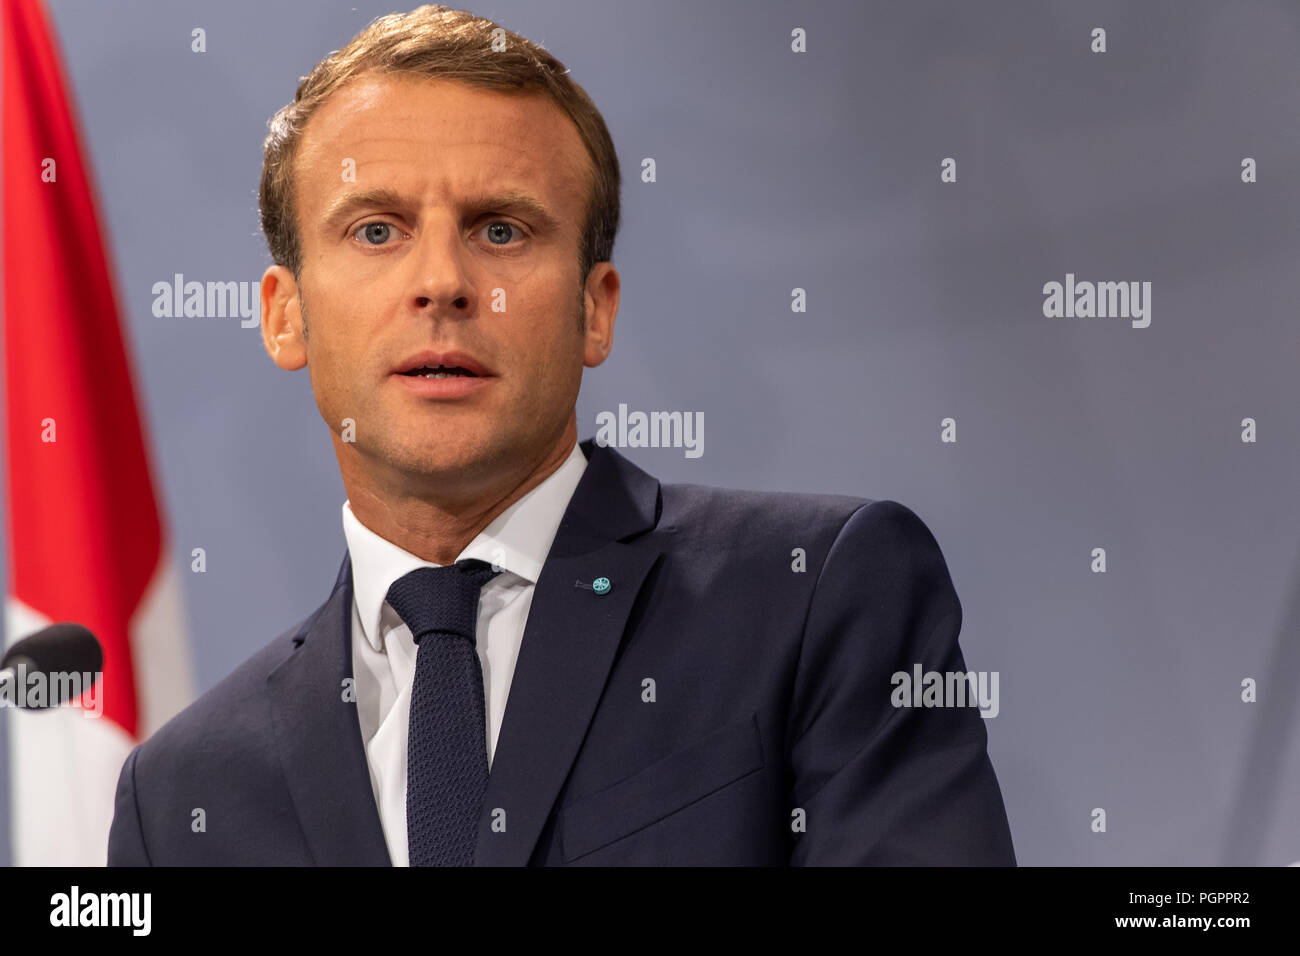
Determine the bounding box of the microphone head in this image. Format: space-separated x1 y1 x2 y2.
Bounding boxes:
2 624 104 705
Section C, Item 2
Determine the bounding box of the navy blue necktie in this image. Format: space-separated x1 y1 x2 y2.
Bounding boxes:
385 558 501 867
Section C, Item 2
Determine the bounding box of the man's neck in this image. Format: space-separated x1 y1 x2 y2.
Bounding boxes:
340 423 579 566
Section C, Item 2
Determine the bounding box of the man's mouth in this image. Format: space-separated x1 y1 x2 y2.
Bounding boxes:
399 365 479 379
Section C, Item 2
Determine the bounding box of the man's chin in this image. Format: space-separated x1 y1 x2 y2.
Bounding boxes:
385 439 505 484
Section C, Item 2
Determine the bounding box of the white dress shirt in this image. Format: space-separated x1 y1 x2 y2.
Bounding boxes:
342 440 588 866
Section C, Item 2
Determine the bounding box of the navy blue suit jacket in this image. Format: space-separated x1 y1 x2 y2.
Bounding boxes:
108 439 1015 865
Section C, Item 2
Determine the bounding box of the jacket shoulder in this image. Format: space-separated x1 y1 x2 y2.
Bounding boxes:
655 481 950 601
658 478 875 543
133 599 328 767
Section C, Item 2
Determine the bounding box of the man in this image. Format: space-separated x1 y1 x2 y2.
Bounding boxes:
108 5 1015 866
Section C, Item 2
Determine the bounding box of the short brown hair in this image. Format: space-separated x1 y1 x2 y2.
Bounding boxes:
258 4 621 284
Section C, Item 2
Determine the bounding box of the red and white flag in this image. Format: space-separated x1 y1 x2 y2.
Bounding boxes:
2 0 193 865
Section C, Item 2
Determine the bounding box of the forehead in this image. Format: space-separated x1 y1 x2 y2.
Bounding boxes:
293 72 592 226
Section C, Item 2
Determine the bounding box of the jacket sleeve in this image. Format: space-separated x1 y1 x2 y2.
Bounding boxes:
107 745 153 866
786 499 1016 865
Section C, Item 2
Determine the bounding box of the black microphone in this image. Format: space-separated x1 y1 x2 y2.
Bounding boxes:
0 623 104 709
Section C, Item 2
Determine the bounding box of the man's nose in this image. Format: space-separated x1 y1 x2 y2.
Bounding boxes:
406 220 475 314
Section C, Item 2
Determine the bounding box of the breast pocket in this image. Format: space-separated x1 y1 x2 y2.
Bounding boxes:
558 711 765 863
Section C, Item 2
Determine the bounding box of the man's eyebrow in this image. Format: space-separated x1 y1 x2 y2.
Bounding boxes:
465 192 563 233
319 188 562 233
321 187 412 232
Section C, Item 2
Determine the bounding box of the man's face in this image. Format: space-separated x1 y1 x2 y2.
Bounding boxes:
264 73 613 495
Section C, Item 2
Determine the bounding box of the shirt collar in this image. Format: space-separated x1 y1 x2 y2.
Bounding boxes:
341 440 589 653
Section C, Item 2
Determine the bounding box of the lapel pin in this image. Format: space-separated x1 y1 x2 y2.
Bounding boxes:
574 577 612 595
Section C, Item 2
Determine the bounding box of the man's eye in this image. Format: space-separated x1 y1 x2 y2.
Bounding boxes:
481 221 524 246
350 220 524 248
353 222 398 245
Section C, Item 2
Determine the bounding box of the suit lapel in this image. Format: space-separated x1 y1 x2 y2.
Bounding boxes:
474 440 663 865
263 440 661 867
266 552 392 865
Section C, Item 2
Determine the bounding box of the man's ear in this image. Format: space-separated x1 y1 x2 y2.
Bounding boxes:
582 262 619 368
261 265 307 370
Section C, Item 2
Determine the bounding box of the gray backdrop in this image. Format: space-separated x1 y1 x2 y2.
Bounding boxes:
2 0 1297 866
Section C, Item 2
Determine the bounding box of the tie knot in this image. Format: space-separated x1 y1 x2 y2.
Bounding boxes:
385 558 501 645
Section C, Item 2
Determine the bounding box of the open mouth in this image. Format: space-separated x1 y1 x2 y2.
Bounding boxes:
399 365 479 379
